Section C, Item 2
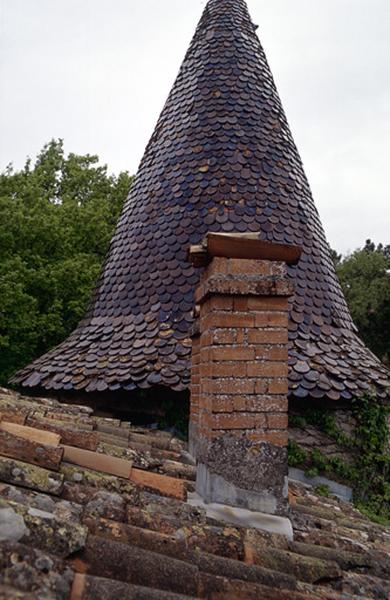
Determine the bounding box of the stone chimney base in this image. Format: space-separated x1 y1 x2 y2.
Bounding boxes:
196 435 288 515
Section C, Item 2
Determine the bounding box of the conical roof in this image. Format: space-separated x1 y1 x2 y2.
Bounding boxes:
13 0 389 400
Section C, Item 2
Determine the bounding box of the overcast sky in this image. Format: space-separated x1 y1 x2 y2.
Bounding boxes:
0 0 389 254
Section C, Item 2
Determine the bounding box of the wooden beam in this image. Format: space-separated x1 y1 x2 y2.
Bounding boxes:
189 232 303 266
206 233 302 264
0 429 63 471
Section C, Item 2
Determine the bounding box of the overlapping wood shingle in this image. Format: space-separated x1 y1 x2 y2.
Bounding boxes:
12 0 389 400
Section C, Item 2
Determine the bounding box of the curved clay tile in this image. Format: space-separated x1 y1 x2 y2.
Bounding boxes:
12 0 389 400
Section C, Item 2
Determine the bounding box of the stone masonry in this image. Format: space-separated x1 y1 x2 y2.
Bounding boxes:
189 250 296 516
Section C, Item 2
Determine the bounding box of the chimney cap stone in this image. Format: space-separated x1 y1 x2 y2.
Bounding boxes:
189 232 302 267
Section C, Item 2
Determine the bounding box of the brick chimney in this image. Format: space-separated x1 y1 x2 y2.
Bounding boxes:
189 233 300 516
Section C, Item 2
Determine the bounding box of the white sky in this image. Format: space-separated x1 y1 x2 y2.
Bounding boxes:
0 0 389 254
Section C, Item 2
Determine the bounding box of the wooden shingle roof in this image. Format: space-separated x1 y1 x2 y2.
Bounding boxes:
12 0 389 400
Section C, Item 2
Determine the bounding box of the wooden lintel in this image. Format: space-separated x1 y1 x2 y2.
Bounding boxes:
206 232 302 264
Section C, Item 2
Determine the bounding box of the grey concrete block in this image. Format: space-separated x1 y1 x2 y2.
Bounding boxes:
197 462 288 515
289 467 353 502
188 491 293 540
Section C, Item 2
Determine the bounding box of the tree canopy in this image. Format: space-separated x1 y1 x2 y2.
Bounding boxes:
335 240 390 364
0 140 132 385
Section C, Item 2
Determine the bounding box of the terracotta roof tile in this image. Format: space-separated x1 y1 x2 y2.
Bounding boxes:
0 390 389 598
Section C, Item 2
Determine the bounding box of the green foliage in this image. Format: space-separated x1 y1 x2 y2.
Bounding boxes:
288 394 390 522
288 414 306 428
351 394 390 517
0 140 132 385
335 240 390 363
291 408 354 448
304 467 319 478
309 448 331 474
356 504 390 527
289 245 390 522
287 440 307 466
314 484 331 498
303 409 338 437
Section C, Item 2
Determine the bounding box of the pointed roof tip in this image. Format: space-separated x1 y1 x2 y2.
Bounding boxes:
12 0 390 400
197 0 256 30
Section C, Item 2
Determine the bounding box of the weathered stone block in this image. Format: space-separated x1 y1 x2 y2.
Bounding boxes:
196 436 288 515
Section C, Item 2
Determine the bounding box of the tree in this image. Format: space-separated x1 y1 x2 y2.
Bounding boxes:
0 140 132 385
336 240 390 364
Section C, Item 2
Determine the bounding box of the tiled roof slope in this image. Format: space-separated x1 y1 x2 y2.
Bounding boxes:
0 389 390 599
12 0 389 400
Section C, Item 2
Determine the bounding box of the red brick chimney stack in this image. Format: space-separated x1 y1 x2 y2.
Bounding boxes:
189 233 301 516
